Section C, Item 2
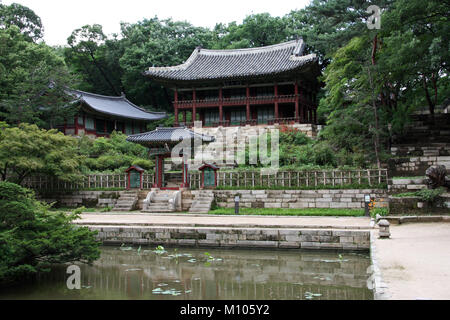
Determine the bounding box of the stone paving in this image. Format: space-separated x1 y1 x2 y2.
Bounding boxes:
75 212 373 230
373 222 450 300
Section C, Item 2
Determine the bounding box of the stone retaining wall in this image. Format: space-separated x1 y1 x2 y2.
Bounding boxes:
90 225 370 251
388 156 450 176
389 194 450 214
389 178 426 192
37 191 121 208
182 189 388 211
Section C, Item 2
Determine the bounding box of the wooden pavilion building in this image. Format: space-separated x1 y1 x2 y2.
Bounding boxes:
58 90 167 138
144 38 321 127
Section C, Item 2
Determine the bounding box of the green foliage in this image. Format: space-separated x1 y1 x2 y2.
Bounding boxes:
78 131 152 173
0 182 100 284
0 2 43 42
415 188 446 204
393 187 446 206
372 207 389 217
0 123 84 185
0 26 78 128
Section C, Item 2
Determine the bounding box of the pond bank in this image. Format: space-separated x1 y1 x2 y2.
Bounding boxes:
75 213 372 251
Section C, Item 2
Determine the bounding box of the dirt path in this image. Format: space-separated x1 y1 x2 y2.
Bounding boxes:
374 223 450 300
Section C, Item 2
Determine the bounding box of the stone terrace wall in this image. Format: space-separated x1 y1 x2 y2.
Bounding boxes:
37 191 121 208
388 156 450 176
182 189 388 211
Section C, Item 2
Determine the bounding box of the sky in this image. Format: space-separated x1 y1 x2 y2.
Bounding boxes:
2 0 311 46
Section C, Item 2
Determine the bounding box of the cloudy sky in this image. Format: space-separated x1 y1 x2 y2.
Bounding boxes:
2 0 310 46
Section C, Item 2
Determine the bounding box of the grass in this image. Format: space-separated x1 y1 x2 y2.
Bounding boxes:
206 207 366 216
49 206 98 212
391 192 417 198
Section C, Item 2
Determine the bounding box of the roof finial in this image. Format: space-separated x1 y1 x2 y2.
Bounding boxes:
196 45 202 52
120 91 125 97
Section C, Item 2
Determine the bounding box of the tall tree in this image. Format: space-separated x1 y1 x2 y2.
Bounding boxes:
66 24 123 96
0 26 78 128
0 2 43 42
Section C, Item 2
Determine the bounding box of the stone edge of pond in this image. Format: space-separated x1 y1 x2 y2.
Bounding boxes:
369 230 391 300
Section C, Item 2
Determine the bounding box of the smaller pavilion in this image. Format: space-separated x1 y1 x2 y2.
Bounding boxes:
59 90 167 138
126 127 215 189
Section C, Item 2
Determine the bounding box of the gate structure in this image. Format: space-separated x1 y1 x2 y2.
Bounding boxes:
126 127 215 189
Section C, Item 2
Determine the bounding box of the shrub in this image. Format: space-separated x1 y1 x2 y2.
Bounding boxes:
0 181 100 284
416 187 446 206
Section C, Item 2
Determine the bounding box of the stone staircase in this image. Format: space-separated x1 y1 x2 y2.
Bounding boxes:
389 113 450 176
112 190 139 211
189 190 215 213
142 189 181 213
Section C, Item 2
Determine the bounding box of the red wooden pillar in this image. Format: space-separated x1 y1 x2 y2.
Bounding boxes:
74 116 78 135
153 155 164 188
295 81 300 121
180 157 189 188
246 86 250 122
274 83 279 120
192 89 197 124
313 92 317 124
174 89 179 126
182 110 187 124
219 87 223 124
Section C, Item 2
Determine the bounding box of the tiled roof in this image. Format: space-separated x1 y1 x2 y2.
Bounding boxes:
144 39 317 82
126 127 215 145
71 90 167 121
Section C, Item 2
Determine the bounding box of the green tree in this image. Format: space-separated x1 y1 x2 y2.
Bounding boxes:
0 123 83 184
0 2 43 42
0 181 100 284
65 24 123 96
0 26 78 128
212 13 289 49
78 131 153 172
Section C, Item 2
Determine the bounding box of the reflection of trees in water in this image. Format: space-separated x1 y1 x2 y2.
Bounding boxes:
1 247 373 300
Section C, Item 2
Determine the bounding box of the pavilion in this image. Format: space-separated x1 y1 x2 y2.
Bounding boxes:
144 38 321 127
58 90 167 138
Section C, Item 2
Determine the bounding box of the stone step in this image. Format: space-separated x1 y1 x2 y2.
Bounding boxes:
117 196 136 201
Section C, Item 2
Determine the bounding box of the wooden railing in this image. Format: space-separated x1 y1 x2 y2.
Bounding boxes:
189 169 388 189
23 169 388 191
22 173 155 190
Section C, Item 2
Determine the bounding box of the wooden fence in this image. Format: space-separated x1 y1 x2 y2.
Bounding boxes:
23 174 155 190
189 169 388 189
23 169 388 191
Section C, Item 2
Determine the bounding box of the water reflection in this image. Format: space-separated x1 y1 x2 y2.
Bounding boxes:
0 246 373 300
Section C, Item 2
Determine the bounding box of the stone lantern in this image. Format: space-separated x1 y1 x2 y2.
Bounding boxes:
378 219 390 239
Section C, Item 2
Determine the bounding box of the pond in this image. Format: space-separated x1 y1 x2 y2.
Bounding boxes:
0 246 373 300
